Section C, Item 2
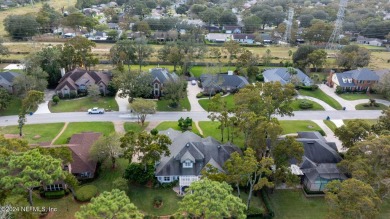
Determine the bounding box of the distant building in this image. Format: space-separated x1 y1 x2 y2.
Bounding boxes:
356 36 383 47
223 25 242 34
205 33 232 43
232 34 255 44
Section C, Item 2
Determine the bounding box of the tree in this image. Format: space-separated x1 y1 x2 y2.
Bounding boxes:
163 79 186 108
302 20 333 43
299 14 314 28
262 49 272 66
338 136 390 200
372 107 390 134
158 42 183 72
0 37 9 61
176 4 188 14
36 3 61 33
13 67 48 96
223 40 242 62
199 8 220 24
208 93 230 142
88 84 101 101
61 12 86 33
337 45 371 69
130 99 156 126
325 179 381 219
4 14 40 39
0 88 11 111
37 146 73 165
18 90 44 136
75 189 143 219
334 119 371 149
110 39 136 72
374 73 390 99
177 178 246 219
219 10 237 25
107 30 119 40
134 21 151 35
134 37 154 71
307 49 327 71
243 15 262 33
113 70 153 102
292 45 317 69
66 36 97 70
90 133 123 169
119 131 171 168
0 149 65 205
178 117 193 131
272 136 304 168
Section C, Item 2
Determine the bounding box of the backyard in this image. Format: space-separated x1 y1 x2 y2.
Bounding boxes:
298 89 342 110
49 96 119 113
54 122 115 144
156 97 191 111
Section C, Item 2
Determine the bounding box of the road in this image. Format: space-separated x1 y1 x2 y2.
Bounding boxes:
0 110 381 126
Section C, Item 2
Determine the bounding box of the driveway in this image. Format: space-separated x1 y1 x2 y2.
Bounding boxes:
187 81 205 112
35 89 55 114
115 90 129 112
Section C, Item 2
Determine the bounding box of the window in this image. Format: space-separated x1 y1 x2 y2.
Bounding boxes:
154 83 159 89
183 160 193 168
164 176 170 182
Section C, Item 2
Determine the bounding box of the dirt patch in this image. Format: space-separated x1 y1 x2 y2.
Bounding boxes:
4 134 21 139
33 135 41 139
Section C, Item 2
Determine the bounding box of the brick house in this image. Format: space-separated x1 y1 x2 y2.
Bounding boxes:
327 68 379 91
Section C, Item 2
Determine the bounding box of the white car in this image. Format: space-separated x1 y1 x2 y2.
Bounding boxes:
191 80 197 85
88 107 105 114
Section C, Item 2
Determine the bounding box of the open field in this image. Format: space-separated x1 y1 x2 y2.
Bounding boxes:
54 122 115 144
0 123 64 144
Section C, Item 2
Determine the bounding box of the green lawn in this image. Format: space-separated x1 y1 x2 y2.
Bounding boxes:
190 66 236 77
198 95 235 111
343 119 378 126
355 103 388 110
298 89 342 110
0 123 65 145
269 190 327 219
379 198 390 219
54 122 115 145
49 96 119 113
323 120 337 132
338 93 385 100
0 97 21 116
124 122 148 133
290 99 324 111
199 121 245 148
155 121 200 136
279 120 322 135
32 192 83 219
239 191 265 213
156 97 191 111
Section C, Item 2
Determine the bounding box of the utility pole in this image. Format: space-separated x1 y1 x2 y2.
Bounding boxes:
326 0 348 51
284 7 294 45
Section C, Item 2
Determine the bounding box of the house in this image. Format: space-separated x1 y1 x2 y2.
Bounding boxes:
200 71 249 95
293 132 347 192
0 71 20 93
150 68 179 97
261 33 273 44
107 23 119 30
233 34 255 44
155 129 241 194
263 68 313 86
127 31 144 40
203 25 221 33
55 68 112 97
223 25 242 34
66 132 102 179
327 68 380 91
205 33 232 43
356 36 383 47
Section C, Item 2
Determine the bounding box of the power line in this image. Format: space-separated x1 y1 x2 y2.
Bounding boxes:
326 0 348 51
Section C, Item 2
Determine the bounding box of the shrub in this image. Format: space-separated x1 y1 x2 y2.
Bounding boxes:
178 117 192 131
52 95 60 105
150 128 158 135
196 92 204 98
246 206 264 215
256 73 264 82
113 178 128 191
124 163 155 184
299 101 313 109
75 185 98 202
153 196 163 207
69 91 77 98
317 129 326 136
311 85 319 90
335 86 343 94
44 190 65 199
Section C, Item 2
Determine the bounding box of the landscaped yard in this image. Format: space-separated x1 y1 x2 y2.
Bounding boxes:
269 190 327 219
0 123 65 145
279 120 322 135
190 66 236 77
290 99 324 111
198 94 235 111
338 93 385 100
355 103 388 110
54 122 115 144
199 121 245 147
379 199 390 219
49 96 119 113
0 97 22 116
32 192 83 219
124 122 148 133
323 120 337 132
156 97 191 111
298 89 342 110
155 121 201 136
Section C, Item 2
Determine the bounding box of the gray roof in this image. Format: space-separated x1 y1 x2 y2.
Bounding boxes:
0 71 20 83
155 130 241 177
346 68 379 81
263 68 312 86
200 73 249 90
150 68 178 84
297 138 342 164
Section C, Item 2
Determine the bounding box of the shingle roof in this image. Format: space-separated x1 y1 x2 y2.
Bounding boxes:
0 71 20 83
55 68 111 92
233 34 255 40
347 68 379 81
263 68 312 86
150 68 178 84
200 73 249 90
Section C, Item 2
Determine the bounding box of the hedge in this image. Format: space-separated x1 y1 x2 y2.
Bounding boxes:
75 185 98 202
260 189 275 218
44 190 65 199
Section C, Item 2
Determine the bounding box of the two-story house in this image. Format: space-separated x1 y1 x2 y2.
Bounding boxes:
155 129 241 194
150 68 179 97
327 68 380 91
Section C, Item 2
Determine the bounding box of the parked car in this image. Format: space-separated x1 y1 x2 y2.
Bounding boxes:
191 80 197 85
88 107 105 114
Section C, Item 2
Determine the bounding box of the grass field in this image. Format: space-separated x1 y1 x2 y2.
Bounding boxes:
355 103 388 110
338 93 385 100
49 96 119 113
298 89 342 110
279 120 322 135
0 123 64 144
323 120 337 132
156 97 191 111
155 121 200 136
0 97 21 116
32 192 83 219
54 122 115 144
124 122 148 133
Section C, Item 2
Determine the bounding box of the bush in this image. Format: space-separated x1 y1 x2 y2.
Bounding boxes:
75 185 98 202
113 178 128 191
70 91 77 98
52 95 60 105
44 190 65 199
335 86 343 94
311 85 319 90
298 85 318 91
317 129 326 136
256 73 264 82
196 92 204 98
299 101 313 109
150 128 158 135
124 163 155 184
153 196 163 207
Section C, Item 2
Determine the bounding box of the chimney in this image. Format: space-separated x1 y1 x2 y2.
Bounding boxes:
60 68 66 77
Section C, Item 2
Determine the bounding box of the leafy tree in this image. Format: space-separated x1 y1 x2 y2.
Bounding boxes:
262 49 272 66
337 45 370 69
199 8 220 24
4 14 40 39
292 45 317 69
13 67 48 96
334 119 371 149
372 107 390 134
243 15 262 33
338 136 390 200
75 189 143 219
0 37 9 61
87 84 101 101
124 163 155 184
90 133 123 169
299 14 314 28
178 117 192 131
175 4 189 14
18 90 44 136
253 5 285 29
307 49 327 71
130 99 156 126
107 30 119 40
177 178 246 218
0 88 11 111
302 20 333 43
223 40 242 62
134 37 154 71
66 36 97 70
375 74 390 99
37 146 73 164
158 42 182 72
237 49 259 75
36 3 61 33
61 12 86 33
219 10 237 25
163 79 186 108
113 70 153 102
208 93 230 142
176 38 206 74
119 131 171 168
110 39 136 72
272 136 304 168
0 149 65 205
325 179 381 219
134 21 151 35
